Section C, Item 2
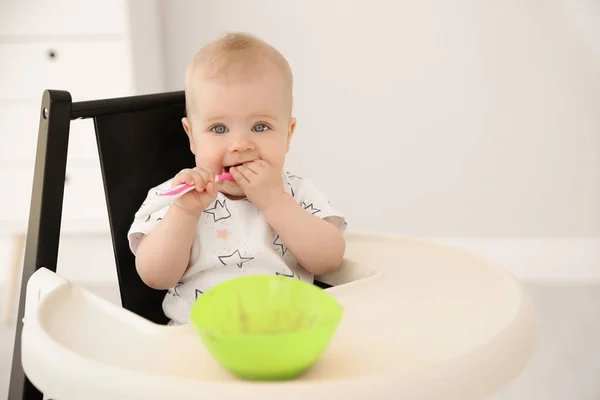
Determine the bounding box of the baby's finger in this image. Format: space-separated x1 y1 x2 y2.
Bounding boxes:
205 181 217 197
196 167 215 185
255 159 269 168
236 164 257 182
244 161 261 175
173 169 194 186
182 170 201 191
230 166 250 185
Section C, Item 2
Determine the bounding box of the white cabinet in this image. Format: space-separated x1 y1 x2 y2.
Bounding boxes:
0 105 101 165
0 0 127 37
0 41 135 100
0 0 164 230
1 0 165 321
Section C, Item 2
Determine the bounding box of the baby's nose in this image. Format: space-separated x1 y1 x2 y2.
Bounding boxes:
228 134 255 153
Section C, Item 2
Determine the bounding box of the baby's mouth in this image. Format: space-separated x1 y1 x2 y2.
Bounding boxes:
223 163 244 173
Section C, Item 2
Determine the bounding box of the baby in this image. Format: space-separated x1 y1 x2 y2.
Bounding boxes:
127 33 347 325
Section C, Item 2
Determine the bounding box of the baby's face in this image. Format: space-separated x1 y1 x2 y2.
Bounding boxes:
183 71 295 198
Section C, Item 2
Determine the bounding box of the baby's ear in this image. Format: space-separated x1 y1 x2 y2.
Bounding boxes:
182 117 196 154
286 117 297 153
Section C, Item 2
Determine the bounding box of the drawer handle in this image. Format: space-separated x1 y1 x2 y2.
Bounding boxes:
47 49 57 60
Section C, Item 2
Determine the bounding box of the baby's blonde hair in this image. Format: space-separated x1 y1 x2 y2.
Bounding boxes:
185 32 293 115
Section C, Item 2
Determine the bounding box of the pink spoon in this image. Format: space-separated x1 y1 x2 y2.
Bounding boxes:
135 172 234 219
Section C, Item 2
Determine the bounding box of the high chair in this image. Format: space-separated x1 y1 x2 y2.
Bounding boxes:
9 90 537 400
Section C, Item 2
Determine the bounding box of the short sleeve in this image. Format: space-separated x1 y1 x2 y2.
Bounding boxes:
127 179 173 255
286 173 347 233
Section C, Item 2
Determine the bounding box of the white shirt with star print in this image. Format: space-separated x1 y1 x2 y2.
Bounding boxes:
127 171 347 325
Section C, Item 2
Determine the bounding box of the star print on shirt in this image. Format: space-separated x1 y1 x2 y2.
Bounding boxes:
302 202 321 215
276 271 300 280
216 229 231 240
218 249 254 268
273 235 287 256
173 281 184 296
204 199 231 222
195 289 203 299
146 191 160 201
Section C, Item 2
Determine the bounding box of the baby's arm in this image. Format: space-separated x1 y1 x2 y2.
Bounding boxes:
134 167 219 289
263 193 345 276
135 207 200 289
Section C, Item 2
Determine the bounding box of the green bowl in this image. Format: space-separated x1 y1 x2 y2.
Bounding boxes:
189 274 343 381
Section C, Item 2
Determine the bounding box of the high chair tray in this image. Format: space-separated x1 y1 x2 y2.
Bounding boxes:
20 232 536 400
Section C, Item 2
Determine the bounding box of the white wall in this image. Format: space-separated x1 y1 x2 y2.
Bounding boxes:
159 0 599 239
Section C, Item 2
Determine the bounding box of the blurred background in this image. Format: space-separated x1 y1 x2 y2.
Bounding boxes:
0 0 598 398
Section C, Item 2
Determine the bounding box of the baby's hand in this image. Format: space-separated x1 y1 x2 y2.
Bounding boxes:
230 160 285 211
172 167 218 215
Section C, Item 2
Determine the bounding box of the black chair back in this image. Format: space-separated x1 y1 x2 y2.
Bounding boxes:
93 93 193 324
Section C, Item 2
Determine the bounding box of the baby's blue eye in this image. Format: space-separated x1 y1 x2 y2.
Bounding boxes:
211 125 229 134
252 123 270 133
